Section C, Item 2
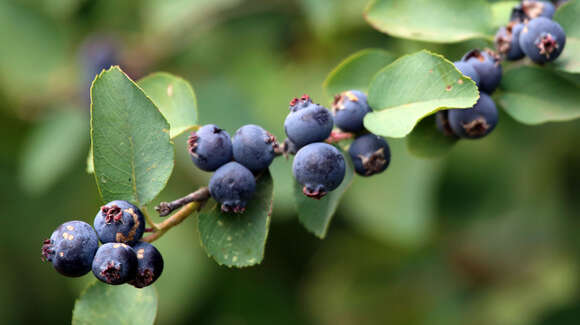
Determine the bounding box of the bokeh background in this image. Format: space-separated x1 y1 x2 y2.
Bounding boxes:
1 0 580 324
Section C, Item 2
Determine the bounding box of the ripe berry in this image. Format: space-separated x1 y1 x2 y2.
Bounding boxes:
519 17 566 64
348 134 391 177
332 90 372 133
453 61 481 87
94 200 145 246
92 243 138 285
209 162 256 213
41 221 99 277
436 111 458 138
495 22 525 61
232 124 278 173
292 142 346 199
510 1 555 22
462 49 502 94
188 124 233 172
284 95 333 148
448 93 499 139
128 242 164 288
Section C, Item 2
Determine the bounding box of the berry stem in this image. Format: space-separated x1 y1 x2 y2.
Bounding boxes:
155 187 211 217
325 130 354 144
142 201 204 243
141 207 160 231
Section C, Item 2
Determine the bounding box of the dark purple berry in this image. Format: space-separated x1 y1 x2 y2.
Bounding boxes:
188 124 233 172
436 111 458 138
448 93 499 139
128 242 164 288
453 61 481 87
292 143 345 199
519 17 566 64
94 200 145 246
495 22 526 61
232 124 278 172
462 49 502 94
41 221 99 277
209 162 256 213
348 134 391 177
284 95 333 148
92 243 138 285
332 90 371 133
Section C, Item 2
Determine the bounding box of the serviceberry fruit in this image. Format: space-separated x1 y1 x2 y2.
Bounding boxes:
510 1 555 22
348 134 391 177
284 95 333 148
128 242 164 288
332 90 371 133
453 61 481 87
94 200 145 246
41 221 99 277
232 124 278 173
188 124 233 172
209 161 256 213
462 49 502 94
92 243 138 285
436 111 458 138
293 142 346 199
448 93 499 139
495 22 525 61
519 17 566 64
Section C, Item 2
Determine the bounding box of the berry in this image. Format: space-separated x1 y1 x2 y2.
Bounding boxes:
453 61 481 87
292 143 346 199
232 124 278 172
92 243 138 285
209 162 256 213
284 95 333 148
94 200 145 246
41 221 99 277
510 1 555 22
495 22 525 61
128 242 164 288
519 17 566 64
332 90 372 132
448 93 499 139
436 111 457 138
188 124 233 172
348 134 391 177
462 49 502 94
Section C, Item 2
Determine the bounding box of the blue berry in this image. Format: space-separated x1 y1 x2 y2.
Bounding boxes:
348 134 391 177
41 221 99 277
332 90 372 132
284 95 333 148
436 111 458 138
510 1 555 22
94 200 145 246
462 49 502 94
453 61 481 87
232 124 277 172
448 93 499 139
209 162 256 213
519 17 566 64
188 124 233 172
92 243 138 285
129 242 164 288
495 23 525 61
292 143 345 199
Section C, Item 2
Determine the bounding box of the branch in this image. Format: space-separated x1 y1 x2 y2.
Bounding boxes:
142 201 202 243
155 187 210 216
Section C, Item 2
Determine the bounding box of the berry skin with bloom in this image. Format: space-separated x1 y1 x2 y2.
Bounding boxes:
94 200 145 246
292 142 346 199
129 241 164 288
348 134 391 177
519 17 566 64
232 124 278 173
284 95 334 148
332 90 372 133
448 93 499 139
209 162 257 213
188 124 233 172
92 243 138 285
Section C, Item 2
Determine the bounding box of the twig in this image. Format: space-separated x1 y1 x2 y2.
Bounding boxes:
155 187 210 217
142 201 202 243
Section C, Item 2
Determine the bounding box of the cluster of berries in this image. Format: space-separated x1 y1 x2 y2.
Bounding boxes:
286 93 390 199
41 201 163 288
496 0 566 63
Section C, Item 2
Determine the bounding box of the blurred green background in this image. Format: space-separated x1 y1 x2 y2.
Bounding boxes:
2 0 580 324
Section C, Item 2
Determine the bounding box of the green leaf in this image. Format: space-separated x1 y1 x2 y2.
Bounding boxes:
364 50 479 138
293 148 354 238
497 66 580 124
491 1 519 30
364 0 493 43
91 66 174 205
554 0 580 73
72 281 158 325
19 109 88 195
323 49 396 97
138 72 198 138
406 114 458 159
198 171 273 267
